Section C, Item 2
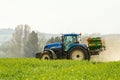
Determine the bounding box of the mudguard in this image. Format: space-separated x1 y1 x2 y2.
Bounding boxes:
67 43 88 51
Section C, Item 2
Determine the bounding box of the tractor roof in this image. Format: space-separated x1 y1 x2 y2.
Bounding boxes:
63 34 78 36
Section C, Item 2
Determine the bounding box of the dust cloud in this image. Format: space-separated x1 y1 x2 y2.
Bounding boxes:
91 34 120 62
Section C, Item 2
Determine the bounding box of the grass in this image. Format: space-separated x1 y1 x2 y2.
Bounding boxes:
0 58 120 80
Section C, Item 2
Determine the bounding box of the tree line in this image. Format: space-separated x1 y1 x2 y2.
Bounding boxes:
0 24 61 58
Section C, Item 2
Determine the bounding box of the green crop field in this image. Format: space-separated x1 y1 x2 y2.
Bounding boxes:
0 58 120 80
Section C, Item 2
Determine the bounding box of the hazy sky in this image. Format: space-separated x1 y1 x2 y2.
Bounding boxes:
0 0 120 34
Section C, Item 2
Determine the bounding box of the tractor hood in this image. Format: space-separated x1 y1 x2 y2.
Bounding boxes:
44 42 62 50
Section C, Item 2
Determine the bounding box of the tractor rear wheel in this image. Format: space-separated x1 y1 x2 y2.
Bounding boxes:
69 46 90 60
40 51 52 60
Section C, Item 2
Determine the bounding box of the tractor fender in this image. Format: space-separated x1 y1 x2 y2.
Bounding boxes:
44 49 57 59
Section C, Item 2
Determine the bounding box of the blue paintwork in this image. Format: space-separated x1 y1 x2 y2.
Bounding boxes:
63 34 78 36
44 42 62 50
67 43 88 51
44 34 78 50
44 33 87 52
44 42 87 52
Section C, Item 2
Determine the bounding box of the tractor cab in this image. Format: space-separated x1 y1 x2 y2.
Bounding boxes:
62 34 80 51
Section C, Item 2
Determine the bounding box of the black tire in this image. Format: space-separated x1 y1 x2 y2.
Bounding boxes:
40 51 53 60
68 46 90 60
36 52 41 59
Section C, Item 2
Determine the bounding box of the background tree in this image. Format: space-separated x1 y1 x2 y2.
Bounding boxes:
7 24 31 57
23 24 30 44
8 25 24 57
37 33 47 51
24 31 39 57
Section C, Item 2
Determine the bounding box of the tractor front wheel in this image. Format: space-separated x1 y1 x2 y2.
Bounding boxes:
40 51 52 60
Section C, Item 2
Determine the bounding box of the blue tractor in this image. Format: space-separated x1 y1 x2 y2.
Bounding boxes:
36 33 91 60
